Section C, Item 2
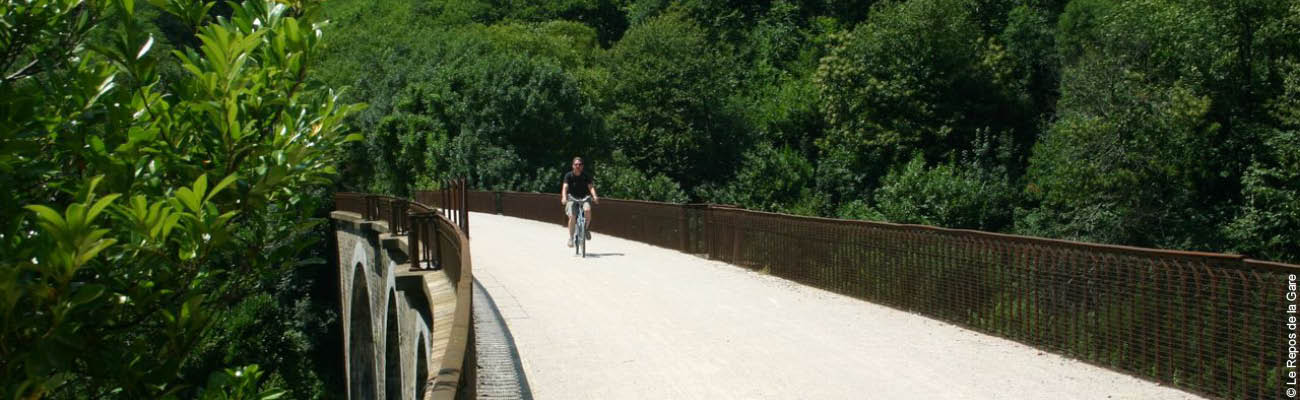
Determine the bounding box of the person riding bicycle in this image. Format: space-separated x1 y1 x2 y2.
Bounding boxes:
561 156 598 248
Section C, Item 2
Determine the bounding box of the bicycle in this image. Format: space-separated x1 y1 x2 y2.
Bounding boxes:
568 195 592 258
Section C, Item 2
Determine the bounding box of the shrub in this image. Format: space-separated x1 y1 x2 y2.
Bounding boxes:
0 0 360 397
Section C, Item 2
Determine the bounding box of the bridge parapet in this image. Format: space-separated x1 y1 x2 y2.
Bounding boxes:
332 182 474 400
482 190 1297 400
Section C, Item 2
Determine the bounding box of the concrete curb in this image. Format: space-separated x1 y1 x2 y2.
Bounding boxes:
472 278 533 400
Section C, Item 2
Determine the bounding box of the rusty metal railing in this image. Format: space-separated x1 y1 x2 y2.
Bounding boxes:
387 198 409 235
364 194 381 221
481 189 1297 400
414 179 470 238
335 192 366 216
499 191 567 226
337 180 473 272
467 190 497 214
407 202 440 271
593 198 696 252
413 189 438 209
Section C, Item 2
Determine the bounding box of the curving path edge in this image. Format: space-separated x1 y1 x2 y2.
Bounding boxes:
473 277 534 399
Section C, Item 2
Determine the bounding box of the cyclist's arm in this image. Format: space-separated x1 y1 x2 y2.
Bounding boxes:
561 182 569 205
589 182 598 204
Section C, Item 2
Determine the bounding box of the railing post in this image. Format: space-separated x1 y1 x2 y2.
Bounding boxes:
408 211 421 269
391 199 407 235
679 206 689 252
729 209 740 263
364 195 378 220
442 181 450 220
451 179 459 227
460 179 470 237
705 206 712 257
434 214 443 270
407 211 441 271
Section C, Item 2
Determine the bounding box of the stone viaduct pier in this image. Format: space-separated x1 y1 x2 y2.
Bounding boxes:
330 183 476 400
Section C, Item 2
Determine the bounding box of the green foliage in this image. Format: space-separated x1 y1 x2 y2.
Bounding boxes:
481 21 602 69
1022 54 1215 247
1227 60 1300 263
367 49 601 193
606 11 747 188
814 0 1030 203
317 0 608 193
493 0 628 45
197 365 285 400
1024 0 1295 252
734 3 828 159
1230 128 1300 263
594 152 690 203
318 0 1300 263
999 4 1059 154
868 155 1015 231
701 143 815 212
1055 0 1110 63
0 0 358 397
368 88 448 195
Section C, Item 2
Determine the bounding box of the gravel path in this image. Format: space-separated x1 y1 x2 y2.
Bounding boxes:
469 212 1203 400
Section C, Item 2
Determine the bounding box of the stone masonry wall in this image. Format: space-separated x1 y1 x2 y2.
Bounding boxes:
335 212 434 400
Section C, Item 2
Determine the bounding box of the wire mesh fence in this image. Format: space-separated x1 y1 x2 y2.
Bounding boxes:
480 189 1295 400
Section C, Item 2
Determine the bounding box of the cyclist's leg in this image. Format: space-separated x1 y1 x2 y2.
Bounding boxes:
566 200 576 246
582 201 593 238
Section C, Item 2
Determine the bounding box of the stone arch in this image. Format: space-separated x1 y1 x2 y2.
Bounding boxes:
415 332 430 400
384 290 403 400
350 263 378 400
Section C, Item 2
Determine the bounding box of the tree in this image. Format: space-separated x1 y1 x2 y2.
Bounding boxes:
814 0 1028 204
702 143 815 212
868 155 1015 231
0 0 361 397
593 151 690 202
1020 54 1215 247
339 28 605 194
606 11 747 190
1227 60 1300 263
368 84 450 195
494 0 628 45
1022 0 1297 254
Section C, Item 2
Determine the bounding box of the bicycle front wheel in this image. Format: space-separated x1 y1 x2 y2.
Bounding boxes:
576 219 586 257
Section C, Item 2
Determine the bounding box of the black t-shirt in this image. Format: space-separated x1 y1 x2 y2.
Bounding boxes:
563 171 594 198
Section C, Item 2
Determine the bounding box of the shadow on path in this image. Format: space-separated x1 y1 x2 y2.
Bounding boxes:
472 278 533 399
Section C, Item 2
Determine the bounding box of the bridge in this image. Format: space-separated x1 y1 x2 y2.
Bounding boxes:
331 186 1293 400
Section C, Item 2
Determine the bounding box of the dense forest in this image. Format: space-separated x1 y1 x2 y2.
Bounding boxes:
322 0 1299 263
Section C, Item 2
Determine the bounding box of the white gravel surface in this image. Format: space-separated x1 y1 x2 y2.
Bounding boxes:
469 212 1204 400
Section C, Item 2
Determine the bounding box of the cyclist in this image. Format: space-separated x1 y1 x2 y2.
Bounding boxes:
561 156 599 248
